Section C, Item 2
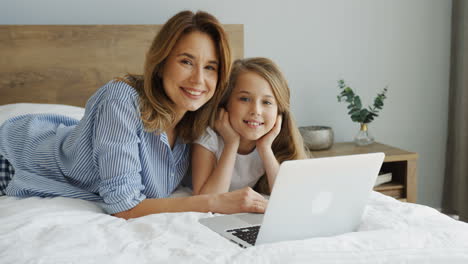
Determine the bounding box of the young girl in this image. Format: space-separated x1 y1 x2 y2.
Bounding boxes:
0 11 268 219
192 57 307 195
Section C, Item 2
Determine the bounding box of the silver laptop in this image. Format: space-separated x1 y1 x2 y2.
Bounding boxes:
199 152 385 248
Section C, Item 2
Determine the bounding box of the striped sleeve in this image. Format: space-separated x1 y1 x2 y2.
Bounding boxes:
93 98 145 214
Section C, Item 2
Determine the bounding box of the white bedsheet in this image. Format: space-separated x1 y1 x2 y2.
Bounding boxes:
1 189 467 264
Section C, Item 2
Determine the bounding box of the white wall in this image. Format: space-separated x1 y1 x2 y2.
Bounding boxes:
1 0 452 208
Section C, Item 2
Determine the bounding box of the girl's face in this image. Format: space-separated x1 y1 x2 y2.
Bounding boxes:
227 71 278 142
162 31 219 118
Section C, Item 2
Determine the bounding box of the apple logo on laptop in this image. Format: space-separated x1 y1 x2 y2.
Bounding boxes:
310 191 333 214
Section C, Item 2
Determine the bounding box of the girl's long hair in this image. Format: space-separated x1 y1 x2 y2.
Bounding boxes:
119 10 232 142
217 57 308 194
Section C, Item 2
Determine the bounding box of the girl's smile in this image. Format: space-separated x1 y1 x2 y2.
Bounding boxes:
243 119 265 128
227 71 278 142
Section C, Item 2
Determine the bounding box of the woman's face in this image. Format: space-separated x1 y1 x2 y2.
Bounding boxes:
162 31 219 118
227 71 278 142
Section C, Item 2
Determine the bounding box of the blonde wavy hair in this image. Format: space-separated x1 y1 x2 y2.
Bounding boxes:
120 10 232 142
217 57 308 194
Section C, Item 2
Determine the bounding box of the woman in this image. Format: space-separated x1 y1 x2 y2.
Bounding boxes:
0 10 267 219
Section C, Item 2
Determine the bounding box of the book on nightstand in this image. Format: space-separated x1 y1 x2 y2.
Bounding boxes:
374 172 393 187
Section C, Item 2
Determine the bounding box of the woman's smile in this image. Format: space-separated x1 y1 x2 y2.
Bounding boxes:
180 86 206 98
162 31 219 117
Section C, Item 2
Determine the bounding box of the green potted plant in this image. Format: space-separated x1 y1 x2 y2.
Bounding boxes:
337 79 388 146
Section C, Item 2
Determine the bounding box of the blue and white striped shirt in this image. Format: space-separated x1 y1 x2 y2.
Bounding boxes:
0 81 190 214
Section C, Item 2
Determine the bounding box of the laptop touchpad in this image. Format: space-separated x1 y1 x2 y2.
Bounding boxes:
235 213 264 225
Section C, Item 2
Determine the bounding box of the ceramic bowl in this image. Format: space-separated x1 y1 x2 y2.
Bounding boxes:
299 126 334 150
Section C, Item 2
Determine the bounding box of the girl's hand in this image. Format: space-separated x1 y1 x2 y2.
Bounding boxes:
214 108 240 146
257 114 282 151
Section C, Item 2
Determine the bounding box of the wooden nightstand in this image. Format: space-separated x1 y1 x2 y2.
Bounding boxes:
309 142 418 202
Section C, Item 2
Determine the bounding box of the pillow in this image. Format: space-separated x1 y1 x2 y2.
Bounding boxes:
0 103 85 125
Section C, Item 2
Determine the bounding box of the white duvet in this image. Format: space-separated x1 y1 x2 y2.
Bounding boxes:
1 189 468 264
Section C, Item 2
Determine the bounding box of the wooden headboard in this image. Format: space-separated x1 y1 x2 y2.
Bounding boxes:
0 25 244 107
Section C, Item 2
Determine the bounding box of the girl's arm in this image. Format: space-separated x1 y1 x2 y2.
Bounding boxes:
257 147 280 193
192 142 238 195
192 109 240 195
113 186 268 219
257 115 283 193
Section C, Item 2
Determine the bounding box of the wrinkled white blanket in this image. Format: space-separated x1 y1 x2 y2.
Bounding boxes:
1 189 467 264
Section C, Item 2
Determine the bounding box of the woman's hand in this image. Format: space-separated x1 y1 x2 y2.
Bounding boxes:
257 114 282 151
210 187 268 214
214 108 240 146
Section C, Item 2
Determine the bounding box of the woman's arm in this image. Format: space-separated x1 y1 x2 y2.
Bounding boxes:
192 143 238 195
113 186 268 219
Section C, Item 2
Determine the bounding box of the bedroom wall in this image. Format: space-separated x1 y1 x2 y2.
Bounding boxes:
1 0 452 208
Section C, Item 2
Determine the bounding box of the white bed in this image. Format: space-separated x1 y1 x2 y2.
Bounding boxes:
1 187 468 263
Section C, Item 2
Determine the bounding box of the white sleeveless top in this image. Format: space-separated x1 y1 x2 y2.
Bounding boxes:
194 127 265 191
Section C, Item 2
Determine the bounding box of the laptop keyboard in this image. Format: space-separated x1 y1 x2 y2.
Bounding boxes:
226 225 260 246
